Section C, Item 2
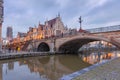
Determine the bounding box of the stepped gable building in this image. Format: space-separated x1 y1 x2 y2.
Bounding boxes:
37 23 44 39
17 32 27 38
11 15 68 44
44 15 66 38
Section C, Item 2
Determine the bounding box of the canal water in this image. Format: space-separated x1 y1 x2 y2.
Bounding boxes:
0 50 120 80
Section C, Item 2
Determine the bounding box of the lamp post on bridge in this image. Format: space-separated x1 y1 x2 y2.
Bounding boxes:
79 16 83 30
78 16 89 34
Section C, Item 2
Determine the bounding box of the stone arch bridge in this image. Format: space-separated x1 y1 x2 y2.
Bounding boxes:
27 31 120 53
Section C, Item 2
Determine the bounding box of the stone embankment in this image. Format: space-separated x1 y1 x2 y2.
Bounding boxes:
0 52 54 60
61 58 120 80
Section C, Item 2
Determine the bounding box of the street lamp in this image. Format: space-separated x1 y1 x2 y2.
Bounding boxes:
79 16 83 30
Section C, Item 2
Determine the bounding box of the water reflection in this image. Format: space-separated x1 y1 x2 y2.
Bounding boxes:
0 50 120 80
79 50 120 64
1 56 90 80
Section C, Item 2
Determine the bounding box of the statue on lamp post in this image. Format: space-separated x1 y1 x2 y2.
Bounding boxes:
79 16 83 30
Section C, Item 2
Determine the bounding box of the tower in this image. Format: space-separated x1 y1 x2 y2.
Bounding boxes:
6 27 13 40
0 0 3 52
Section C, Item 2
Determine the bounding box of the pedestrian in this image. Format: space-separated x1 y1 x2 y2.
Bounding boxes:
16 47 18 53
9 47 11 53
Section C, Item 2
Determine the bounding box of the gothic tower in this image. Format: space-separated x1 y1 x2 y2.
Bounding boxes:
0 0 3 52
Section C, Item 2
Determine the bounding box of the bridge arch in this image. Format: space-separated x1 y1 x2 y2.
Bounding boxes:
37 42 50 52
58 36 118 53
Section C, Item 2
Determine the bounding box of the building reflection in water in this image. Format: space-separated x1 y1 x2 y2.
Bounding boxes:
0 64 2 80
0 50 119 80
79 50 120 64
0 55 90 80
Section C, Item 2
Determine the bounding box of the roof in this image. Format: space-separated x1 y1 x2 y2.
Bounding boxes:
38 24 44 30
17 32 27 37
47 17 59 26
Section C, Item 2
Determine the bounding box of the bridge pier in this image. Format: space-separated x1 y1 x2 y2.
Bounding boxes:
50 43 55 53
49 39 56 54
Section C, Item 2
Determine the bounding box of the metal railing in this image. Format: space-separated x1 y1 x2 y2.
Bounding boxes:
86 25 120 33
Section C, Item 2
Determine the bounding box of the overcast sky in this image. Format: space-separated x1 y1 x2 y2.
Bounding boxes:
2 0 120 37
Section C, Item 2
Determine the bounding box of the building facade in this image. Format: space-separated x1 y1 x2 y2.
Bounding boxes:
25 15 68 40
0 0 3 52
44 15 66 38
10 15 69 51
6 26 13 41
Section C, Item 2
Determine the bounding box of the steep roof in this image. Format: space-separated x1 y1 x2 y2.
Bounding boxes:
38 24 44 30
47 17 59 26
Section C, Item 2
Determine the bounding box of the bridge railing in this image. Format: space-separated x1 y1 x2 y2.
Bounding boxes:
86 25 120 33
52 31 91 39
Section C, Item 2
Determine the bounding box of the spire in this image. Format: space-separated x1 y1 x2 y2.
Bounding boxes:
38 21 40 26
39 21 40 25
34 25 37 28
58 12 60 17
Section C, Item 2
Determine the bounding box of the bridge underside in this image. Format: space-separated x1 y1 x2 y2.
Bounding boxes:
59 39 98 53
37 42 50 52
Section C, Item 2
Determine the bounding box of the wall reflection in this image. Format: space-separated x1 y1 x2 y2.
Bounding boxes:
1 56 90 80
79 50 120 64
0 50 119 80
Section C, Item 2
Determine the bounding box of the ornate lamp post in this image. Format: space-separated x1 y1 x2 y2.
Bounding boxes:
79 16 83 30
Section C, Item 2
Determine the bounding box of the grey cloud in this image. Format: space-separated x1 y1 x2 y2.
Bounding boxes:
2 0 120 37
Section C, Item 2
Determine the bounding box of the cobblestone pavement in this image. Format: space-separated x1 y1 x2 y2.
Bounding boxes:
73 58 120 80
